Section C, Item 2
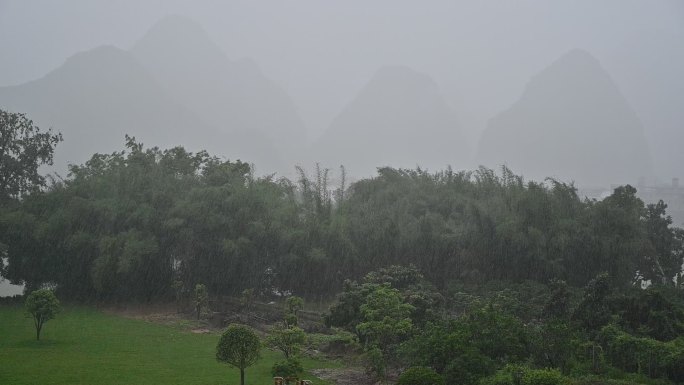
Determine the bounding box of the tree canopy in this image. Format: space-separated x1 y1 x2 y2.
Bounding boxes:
216 324 261 385
0 109 62 202
0 139 682 302
25 289 61 340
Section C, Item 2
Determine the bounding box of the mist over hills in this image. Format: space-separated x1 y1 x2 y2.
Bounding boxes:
0 14 673 189
131 15 307 172
0 15 305 176
0 45 219 172
604 29 684 182
476 49 653 187
314 66 468 176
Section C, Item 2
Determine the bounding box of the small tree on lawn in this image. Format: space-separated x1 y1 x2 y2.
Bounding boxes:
267 323 306 359
216 324 261 385
25 289 61 340
194 283 208 320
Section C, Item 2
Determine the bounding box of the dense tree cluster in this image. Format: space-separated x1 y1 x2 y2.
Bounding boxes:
325 266 684 384
0 138 682 302
2 110 684 385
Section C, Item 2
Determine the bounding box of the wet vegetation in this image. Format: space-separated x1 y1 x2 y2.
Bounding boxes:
1 137 682 300
1 112 684 385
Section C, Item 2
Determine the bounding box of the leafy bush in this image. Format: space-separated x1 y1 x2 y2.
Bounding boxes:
598 324 684 382
25 289 61 340
397 367 445 385
267 323 306 359
271 358 304 382
569 374 671 385
522 368 567 385
480 366 568 385
364 346 386 381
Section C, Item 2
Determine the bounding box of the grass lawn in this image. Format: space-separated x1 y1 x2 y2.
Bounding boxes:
0 305 339 385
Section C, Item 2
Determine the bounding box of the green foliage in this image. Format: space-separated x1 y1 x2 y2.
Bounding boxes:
3 138 682 302
397 367 445 385
283 295 304 327
364 346 386 381
325 265 442 337
24 289 60 340
324 280 378 333
216 324 262 385
609 286 684 341
171 279 184 311
326 278 419 378
598 324 684 382
3 130 684 385
573 274 613 334
529 319 583 372
481 366 569 385
357 285 414 351
267 323 306 359
401 302 530 385
640 200 684 285
240 288 255 310
0 109 62 201
284 313 299 328
522 368 568 385
286 296 304 315
271 358 304 382
465 304 529 362
194 283 209 320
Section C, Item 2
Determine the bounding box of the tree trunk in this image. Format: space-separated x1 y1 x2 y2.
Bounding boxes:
240 368 245 385
36 325 41 341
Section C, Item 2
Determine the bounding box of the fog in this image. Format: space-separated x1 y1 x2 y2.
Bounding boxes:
1 0 683 185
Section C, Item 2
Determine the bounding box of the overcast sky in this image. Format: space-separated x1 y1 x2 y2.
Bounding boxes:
1 1 681 139
2 0 684 193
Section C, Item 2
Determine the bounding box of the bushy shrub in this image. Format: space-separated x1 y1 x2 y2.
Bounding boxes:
480 366 568 385
364 346 386 381
522 368 567 385
598 324 684 382
569 374 671 385
397 367 444 385
271 358 304 383
479 370 516 385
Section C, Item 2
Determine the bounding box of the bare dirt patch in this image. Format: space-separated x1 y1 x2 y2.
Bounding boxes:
310 368 373 385
101 303 221 332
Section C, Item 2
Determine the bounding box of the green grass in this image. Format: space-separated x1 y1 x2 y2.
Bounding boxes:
0 305 339 385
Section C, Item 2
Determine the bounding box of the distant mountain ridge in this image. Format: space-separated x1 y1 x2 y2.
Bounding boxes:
0 45 218 171
131 15 308 173
0 15 306 175
314 65 469 176
476 49 653 187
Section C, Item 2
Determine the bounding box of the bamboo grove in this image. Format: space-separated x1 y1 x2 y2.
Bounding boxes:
1 137 682 302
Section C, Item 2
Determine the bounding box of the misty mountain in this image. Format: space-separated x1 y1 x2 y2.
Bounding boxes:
476 49 653 187
130 15 307 173
0 45 224 173
604 29 684 181
314 66 468 176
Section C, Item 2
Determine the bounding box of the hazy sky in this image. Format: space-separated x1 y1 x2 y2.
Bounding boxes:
1 0 684 188
2 0 682 139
